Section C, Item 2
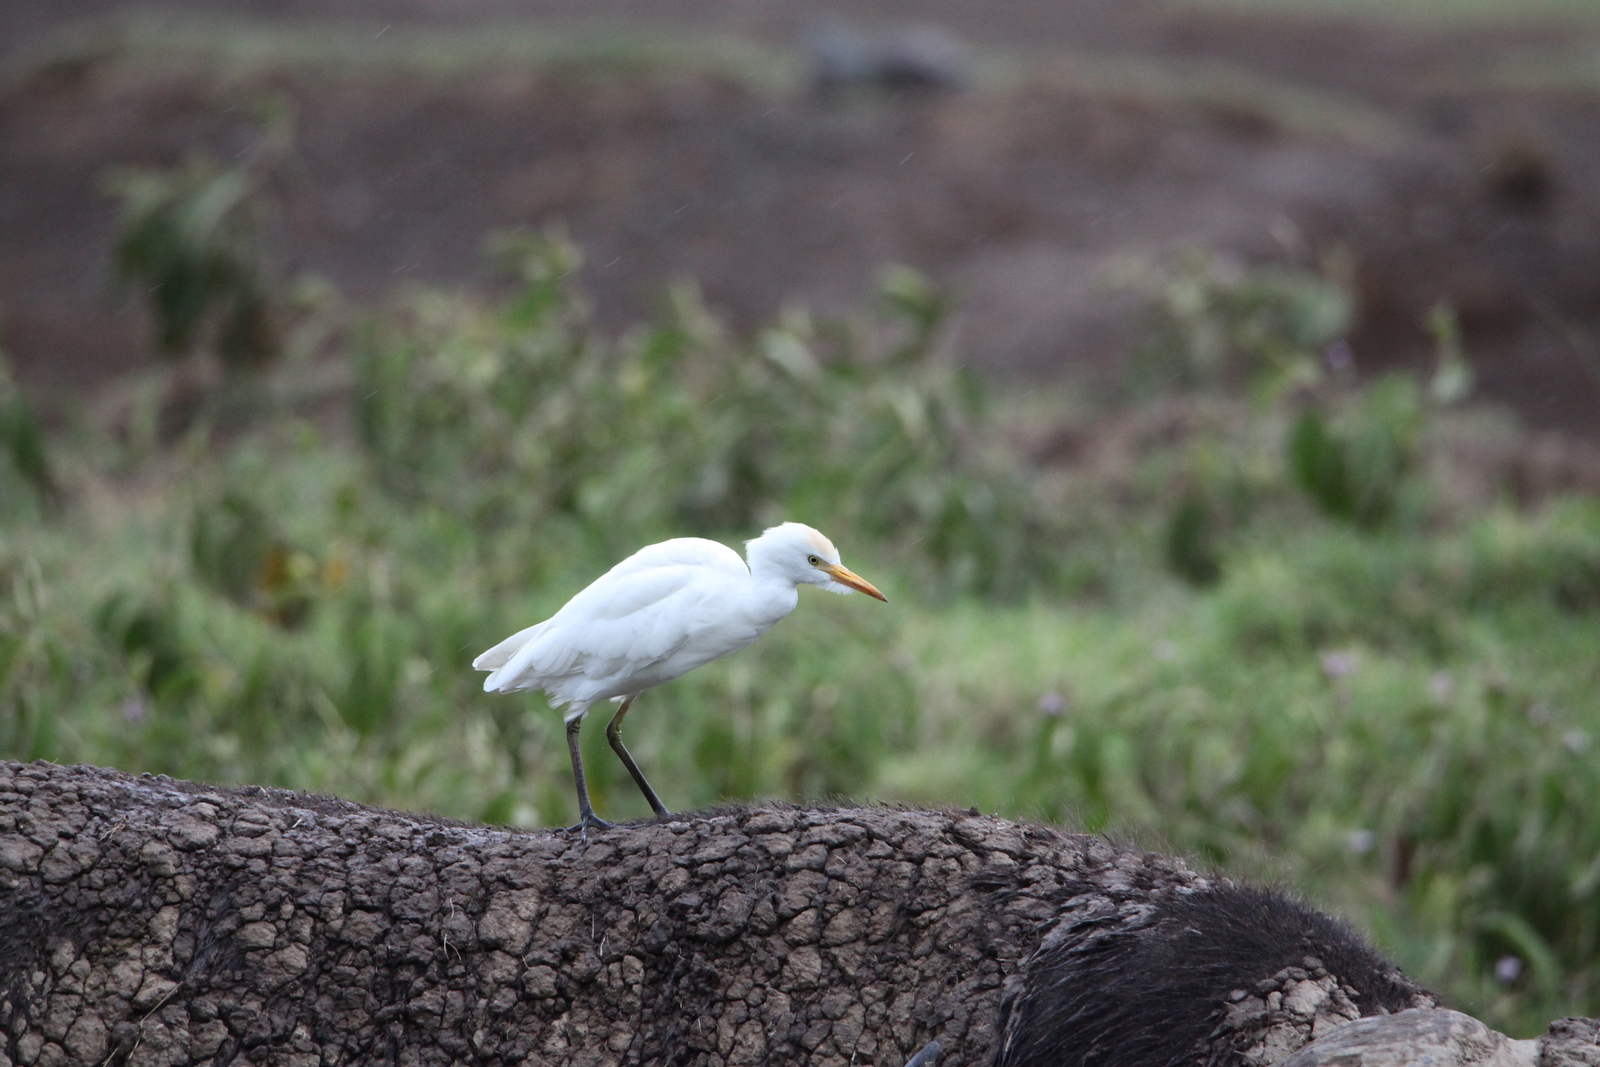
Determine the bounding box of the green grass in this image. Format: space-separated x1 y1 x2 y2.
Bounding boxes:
4 240 1599 1036
1038 52 1400 145
0 7 1411 151
1482 46 1600 95
3 12 804 93
1169 0 1600 27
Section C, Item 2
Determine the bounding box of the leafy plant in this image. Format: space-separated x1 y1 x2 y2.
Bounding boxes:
1288 375 1424 530
0 353 57 516
104 158 279 374
95 590 198 702
1127 251 1352 396
1166 490 1224 586
1287 304 1477 532
1426 302 1475 407
190 491 324 628
355 233 1072 598
1455 500 1600 612
0 555 56 760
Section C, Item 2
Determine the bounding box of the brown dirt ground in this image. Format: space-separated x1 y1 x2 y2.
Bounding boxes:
2 1 1598 435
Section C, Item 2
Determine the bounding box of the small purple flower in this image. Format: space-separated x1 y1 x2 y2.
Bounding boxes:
1037 691 1067 718
1323 339 1355 374
121 698 148 725
1347 829 1375 855
1494 956 1523 985
1321 651 1358 680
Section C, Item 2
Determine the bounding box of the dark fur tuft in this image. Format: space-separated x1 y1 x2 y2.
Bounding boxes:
995 883 1429 1067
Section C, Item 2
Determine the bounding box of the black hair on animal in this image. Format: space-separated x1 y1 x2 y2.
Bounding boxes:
994 883 1430 1067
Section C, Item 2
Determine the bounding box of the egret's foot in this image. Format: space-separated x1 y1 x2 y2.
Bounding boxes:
564 811 615 840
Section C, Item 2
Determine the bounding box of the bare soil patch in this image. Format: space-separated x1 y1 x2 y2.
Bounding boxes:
2 4 1598 434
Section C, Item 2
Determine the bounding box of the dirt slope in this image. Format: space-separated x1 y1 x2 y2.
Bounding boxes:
2 2 1597 432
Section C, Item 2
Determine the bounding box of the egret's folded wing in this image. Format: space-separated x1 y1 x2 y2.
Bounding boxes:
483 565 719 694
559 567 712 667
560 567 686 620
576 590 715 682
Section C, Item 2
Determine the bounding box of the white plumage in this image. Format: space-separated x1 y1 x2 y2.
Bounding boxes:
475 522 885 831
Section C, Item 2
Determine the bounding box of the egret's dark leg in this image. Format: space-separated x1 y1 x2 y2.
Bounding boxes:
565 716 613 836
606 695 671 817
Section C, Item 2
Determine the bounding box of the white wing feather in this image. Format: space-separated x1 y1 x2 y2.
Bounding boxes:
471 621 550 671
479 538 754 712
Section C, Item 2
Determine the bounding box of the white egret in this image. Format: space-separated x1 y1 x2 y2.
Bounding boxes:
475 522 887 832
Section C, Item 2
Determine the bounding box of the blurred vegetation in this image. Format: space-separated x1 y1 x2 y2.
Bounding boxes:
103 100 294 379
356 235 1072 599
1180 0 1600 26
106 161 277 373
1 164 1598 1037
0 354 58 518
7 13 804 94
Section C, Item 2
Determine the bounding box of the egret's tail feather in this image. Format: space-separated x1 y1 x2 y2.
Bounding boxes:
472 622 548 672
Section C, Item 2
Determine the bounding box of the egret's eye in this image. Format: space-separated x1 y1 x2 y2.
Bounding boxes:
807 555 821 566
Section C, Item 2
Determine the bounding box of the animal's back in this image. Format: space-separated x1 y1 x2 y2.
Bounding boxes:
995 883 1433 1067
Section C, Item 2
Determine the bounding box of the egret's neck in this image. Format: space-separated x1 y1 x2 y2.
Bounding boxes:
746 549 785 587
744 550 802 622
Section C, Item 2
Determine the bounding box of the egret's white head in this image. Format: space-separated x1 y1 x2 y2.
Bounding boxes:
745 522 887 601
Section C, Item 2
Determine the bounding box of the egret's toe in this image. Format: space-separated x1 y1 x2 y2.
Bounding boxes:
564 812 615 837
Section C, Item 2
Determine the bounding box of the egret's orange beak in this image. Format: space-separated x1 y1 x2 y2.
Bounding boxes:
822 562 888 602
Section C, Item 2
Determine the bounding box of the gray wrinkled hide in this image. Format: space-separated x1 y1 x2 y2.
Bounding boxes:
0 761 1208 1067
1542 1018 1600 1067
4 761 1597 1067
1280 1009 1538 1067
1279 1010 1600 1067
